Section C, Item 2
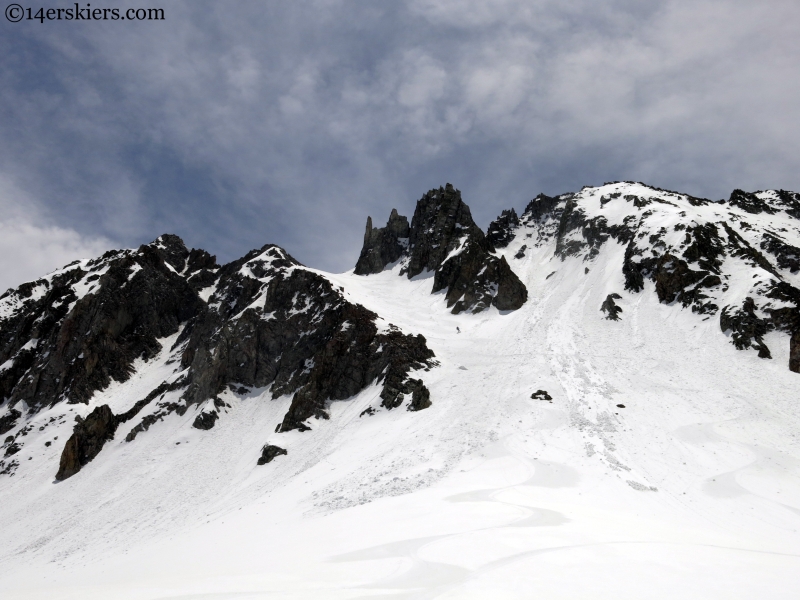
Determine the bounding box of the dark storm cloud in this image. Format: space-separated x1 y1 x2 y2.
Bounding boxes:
1 0 799 289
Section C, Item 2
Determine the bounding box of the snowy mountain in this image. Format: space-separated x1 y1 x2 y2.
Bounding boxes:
1 182 800 598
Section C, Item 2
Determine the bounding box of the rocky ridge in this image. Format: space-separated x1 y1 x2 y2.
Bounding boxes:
2 180 800 483
1 236 439 479
355 184 528 313
496 182 800 370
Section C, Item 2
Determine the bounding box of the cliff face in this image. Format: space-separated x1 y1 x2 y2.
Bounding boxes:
354 184 528 313
354 209 410 275
176 244 436 434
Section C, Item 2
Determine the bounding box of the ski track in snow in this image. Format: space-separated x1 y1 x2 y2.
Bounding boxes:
2 225 800 598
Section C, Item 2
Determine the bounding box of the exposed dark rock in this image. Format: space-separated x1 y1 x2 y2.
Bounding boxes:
720 298 772 358
522 194 561 224
174 245 437 433
772 190 800 219
546 198 636 263
486 209 519 249
514 245 527 259
117 381 174 424
120 380 188 442
418 187 527 312
257 444 287 465
354 210 410 275
600 192 621 207
761 234 800 273
554 198 588 259
53 379 184 477
359 406 376 417
616 404 626 408
531 390 552 402
600 294 623 320
729 189 777 215
0 458 19 476
353 184 528 314
432 242 527 313
56 404 116 481
791 331 800 373
0 409 21 435
0 235 206 411
622 241 656 293
4 442 20 457
403 184 486 278
406 379 432 412
654 254 708 304
720 223 779 277
625 194 651 208
192 410 218 430
682 223 725 273
125 402 187 442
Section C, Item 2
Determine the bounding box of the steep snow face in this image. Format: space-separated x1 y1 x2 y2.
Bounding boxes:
491 182 800 368
1 184 800 598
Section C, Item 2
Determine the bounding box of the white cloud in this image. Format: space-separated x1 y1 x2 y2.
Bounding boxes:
0 177 114 293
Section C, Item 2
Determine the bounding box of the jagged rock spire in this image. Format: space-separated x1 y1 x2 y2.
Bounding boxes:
354 183 528 314
354 209 410 275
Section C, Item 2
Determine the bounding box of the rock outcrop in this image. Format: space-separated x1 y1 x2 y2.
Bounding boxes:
600 294 623 321
56 404 117 481
0 409 20 435
354 184 528 314
0 235 214 411
354 210 410 275
176 245 436 433
6 180 800 485
1 231 438 479
486 209 520 249
257 444 287 465
515 181 800 368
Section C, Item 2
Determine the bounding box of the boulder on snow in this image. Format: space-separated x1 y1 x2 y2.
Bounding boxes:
192 410 218 430
600 293 623 321
257 444 287 465
56 404 117 481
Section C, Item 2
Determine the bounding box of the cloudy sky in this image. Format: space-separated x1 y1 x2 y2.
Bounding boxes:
1 0 799 290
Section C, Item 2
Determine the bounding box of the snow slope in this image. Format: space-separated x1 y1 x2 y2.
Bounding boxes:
1 184 800 598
